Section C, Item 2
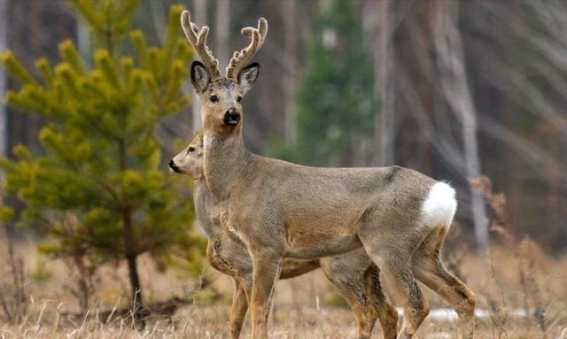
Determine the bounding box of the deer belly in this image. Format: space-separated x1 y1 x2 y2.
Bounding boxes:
284 230 362 259
281 206 364 259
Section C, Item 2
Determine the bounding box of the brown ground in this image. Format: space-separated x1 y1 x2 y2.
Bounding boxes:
1 237 566 338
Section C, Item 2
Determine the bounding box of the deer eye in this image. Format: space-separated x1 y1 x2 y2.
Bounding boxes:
209 95 219 103
187 146 196 154
237 96 242 103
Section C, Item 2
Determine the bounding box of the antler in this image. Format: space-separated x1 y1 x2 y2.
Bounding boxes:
180 10 222 80
226 18 268 80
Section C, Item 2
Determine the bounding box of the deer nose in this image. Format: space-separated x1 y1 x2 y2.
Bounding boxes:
223 108 241 126
168 159 180 173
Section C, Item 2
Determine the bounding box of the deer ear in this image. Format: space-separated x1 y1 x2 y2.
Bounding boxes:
238 62 260 95
191 61 211 92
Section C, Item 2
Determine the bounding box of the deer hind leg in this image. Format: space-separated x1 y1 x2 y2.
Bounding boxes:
321 274 376 339
362 240 430 339
412 226 476 339
230 278 250 339
321 259 397 339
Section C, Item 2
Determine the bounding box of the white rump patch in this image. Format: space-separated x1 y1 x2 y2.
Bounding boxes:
421 182 457 228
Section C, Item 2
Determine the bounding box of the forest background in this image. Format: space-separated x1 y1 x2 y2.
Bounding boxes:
3 0 566 251
0 0 566 338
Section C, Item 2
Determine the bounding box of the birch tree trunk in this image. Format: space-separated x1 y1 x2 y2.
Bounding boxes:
283 0 298 145
376 0 395 166
215 0 230 72
0 0 8 159
434 0 488 252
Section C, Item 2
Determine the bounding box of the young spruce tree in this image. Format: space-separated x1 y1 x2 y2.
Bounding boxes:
0 0 200 319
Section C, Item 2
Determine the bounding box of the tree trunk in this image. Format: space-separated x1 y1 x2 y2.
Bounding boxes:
122 206 145 325
126 253 143 315
191 0 207 133
434 0 488 253
0 0 7 159
283 0 298 145
215 0 230 72
118 130 144 323
375 0 395 166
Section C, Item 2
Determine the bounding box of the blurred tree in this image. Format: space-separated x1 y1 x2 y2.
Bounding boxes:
0 0 200 321
2 0 76 164
282 0 299 145
459 0 567 250
0 0 6 158
271 0 377 166
433 0 488 253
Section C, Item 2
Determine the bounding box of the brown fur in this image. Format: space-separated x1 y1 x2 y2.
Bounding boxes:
180 10 475 339
170 134 398 339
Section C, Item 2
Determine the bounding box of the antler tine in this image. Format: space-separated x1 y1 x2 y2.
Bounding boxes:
180 10 222 79
226 17 268 80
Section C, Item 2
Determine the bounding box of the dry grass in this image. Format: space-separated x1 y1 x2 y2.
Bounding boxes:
1 238 567 339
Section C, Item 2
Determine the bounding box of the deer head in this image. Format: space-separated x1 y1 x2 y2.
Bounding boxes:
181 10 267 138
169 132 204 178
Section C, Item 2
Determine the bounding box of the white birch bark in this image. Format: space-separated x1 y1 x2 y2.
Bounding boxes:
434 0 488 251
435 1 488 251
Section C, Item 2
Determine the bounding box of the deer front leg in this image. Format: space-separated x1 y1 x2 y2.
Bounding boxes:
249 248 282 339
230 278 250 339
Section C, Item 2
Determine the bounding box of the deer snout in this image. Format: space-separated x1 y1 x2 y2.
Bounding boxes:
223 108 241 126
168 159 180 173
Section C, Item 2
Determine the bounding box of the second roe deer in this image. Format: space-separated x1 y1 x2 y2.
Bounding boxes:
179 10 475 339
169 133 398 339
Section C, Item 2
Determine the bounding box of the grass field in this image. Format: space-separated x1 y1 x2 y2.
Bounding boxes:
1 236 567 338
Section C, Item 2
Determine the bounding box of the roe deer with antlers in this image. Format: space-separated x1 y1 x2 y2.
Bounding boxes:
179 10 475 339
169 133 398 339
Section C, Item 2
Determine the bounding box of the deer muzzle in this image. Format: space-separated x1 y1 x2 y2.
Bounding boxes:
168 159 180 173
223 108 241 126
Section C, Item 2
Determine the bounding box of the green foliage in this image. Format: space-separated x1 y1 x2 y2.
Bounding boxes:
271 0 377 166
67 0 141 54
0 206 15 223
325 291 349 309
31 260 53 285
0 1 200 299
166 234 208 279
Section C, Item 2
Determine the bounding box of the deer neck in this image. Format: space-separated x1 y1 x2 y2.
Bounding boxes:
203 132 251 201
193 177 222 238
